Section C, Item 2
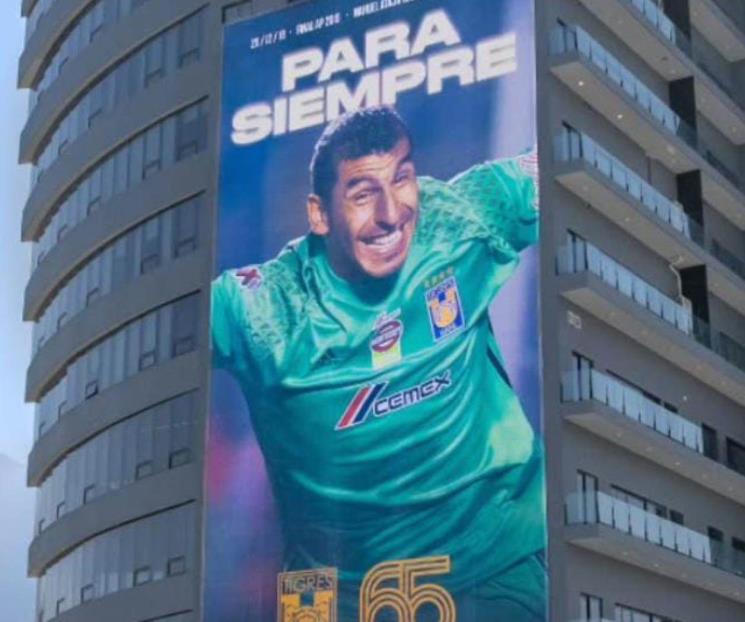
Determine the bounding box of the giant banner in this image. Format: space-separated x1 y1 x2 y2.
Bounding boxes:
207 1 545 620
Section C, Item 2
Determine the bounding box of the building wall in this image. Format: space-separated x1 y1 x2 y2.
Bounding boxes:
18 0 745 621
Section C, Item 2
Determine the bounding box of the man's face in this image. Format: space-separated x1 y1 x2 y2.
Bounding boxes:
311 139 419 281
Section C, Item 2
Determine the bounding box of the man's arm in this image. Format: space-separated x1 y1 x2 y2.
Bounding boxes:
449 149 539 254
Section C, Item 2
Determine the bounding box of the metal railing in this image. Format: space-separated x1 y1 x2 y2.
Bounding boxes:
561 367 704 453
557 236 694 335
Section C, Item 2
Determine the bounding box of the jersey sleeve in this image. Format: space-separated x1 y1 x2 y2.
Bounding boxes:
211 270 255 374
449 149 539 254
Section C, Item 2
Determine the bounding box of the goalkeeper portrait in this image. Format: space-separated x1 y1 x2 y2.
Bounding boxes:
211 106 546 621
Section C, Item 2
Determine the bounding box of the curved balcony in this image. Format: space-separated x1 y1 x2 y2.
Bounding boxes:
19 0 205 164
36 503 197 621
566 491 745 604
28 350 201 488
25 254 204 404
24 154 209 323
30 463 201 578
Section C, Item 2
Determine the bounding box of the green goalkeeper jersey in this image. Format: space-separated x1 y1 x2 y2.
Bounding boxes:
211 154 545 594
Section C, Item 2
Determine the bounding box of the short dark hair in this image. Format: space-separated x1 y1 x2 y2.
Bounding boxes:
310 106 412 204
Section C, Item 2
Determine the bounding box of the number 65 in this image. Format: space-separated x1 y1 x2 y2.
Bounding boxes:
359 556 456 622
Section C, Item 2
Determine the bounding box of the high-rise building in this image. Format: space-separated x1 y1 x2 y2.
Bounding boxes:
16 0 745 621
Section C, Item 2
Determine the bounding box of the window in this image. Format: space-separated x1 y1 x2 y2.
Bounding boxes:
139 312 158 370
144 37 165 86
732 537 745 554
167 556 187 576
178 12 202 66
579 593 602 621
80 584 95 604
135 460 153 480
173 199 198 257
702 424 718 460
669 510 684 525
56 502 66 519
575 471 598 523
171 297 197 356
84 379 99 399
89 2 105 41
612 486 670 519
176 103 206 160
87 83 105 128
83 484 96 504
134 566 152 586
56 598 65 616
169 448 191 469
140 218 162 274
567 352 593 401
143 124 163 179
726 438 745 476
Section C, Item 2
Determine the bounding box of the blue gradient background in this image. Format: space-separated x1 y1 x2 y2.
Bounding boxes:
206 1 539 619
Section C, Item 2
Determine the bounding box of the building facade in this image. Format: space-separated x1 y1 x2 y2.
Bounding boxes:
16 0 745 621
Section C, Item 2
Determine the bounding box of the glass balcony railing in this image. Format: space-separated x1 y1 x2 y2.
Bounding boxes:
566 491 745 577
711 239 745 281
693 316 745 374
558 236 745 376
622 0 742 109
554 127 695 241
561 367 704 453
557 236 694 335
625 0 693 56
550 23 743 191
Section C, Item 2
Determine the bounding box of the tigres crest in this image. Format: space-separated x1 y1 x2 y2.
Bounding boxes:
278 568 338 622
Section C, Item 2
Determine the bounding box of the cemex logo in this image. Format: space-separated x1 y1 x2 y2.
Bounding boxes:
335 371 452 431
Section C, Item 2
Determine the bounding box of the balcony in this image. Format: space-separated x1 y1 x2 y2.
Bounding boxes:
562 368 745 505
566 491 745 603
550 24 745 228
690 0 745 63
557 238 745 407
578 0 745 142
554 127 745 316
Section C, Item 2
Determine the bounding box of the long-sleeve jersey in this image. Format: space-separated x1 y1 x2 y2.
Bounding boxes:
211 154 545 596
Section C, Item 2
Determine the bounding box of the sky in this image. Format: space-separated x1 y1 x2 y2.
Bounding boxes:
0 3 33 464
0 2 38 620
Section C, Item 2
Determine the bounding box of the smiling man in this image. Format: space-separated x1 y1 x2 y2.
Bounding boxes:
211 106 546 621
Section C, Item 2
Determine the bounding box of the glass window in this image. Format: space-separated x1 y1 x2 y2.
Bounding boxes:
173 197 199 257
144 37 166 86
171 297 197 356
579 593 602 621
726 438 745 475
178 12 202 66
176 103 206 160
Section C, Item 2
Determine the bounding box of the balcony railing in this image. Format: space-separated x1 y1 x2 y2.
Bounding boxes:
557 236 694 335
693 316 745 374
561 367 704 453
566 491 745 577
554 128 695 240
711 239 745 281
558 237 745 376
551 23 743 190
625 0 693 56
